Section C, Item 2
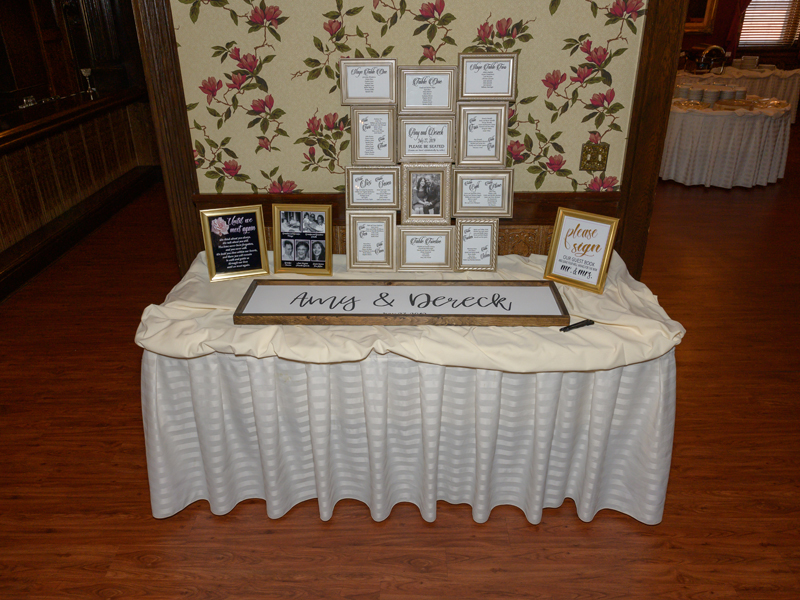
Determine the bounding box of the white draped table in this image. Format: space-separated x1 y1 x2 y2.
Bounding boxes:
136 252 685 524
660 102 791 188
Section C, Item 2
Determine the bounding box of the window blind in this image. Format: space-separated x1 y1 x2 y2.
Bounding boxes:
739 0 800 46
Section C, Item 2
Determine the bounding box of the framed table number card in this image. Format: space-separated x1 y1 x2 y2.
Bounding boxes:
347 211 396 272
397 226 454 271
339 58 396 105
455 218 498 271
398 66 457 114
200 205 269 282
401 163 451 226
397 115 455 163
458 53 517 101
453 169 513 218
345 166 400 210
456 103 508 167
351 107 396 165
272 204 333 276
544 208 619 294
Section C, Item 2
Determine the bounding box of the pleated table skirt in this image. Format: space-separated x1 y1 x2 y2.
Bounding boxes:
141 349 676 525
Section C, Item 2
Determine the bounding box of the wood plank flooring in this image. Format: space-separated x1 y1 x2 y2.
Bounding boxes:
1 128 799 598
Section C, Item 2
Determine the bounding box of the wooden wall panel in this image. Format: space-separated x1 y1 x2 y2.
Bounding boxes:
50 132 80 208
81 121 108 189
5 149 43 236
26 140 62 221
65 127 95 197
0 160 25 251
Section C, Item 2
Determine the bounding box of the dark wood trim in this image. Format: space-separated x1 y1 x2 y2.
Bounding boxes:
132 0 200 274
0 165 160 302
616 0 690 279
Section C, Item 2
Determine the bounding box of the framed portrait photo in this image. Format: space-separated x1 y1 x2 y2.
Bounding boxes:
397 115 455 163
456 102 508 168
200 205 270 282
398 65 458 114
455 218 498 272
272 204 333 276
453 169 513 218
345 166 400 210
397 226 454 272
458 53 518 101
544 208 619 294
400 163 451 226
346 211 396 272
339 58 397 105
350 106 396 165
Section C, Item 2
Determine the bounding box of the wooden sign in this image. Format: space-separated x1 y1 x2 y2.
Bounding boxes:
234 280 569 327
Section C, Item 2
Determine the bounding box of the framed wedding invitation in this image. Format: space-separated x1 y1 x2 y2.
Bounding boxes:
346 211 396 271
398 66 457 114
397 226 454 271
400 163 451 226
200 205 269 282
456 102 508 167
453 169 513 218
458 53 517 101
455 218 498 272
339 58 396 105
272 204 333 276
351 107 396 165
345 166 400 210
397 115 455 163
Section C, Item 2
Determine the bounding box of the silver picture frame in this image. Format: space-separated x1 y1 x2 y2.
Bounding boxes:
339 58 397 105
456 102 508 168
350 106 396 166
455 218 499 272
397 226 454 272
452 169 514 218
346 210 397 272
458 53 518 102
397 115 455 163
400 163 452 226
398 65 458 115
345 166 401 210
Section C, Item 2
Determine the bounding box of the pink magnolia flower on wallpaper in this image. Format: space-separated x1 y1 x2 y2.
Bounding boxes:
303 146 316 161
258 137 271 151
250 5 281 27
590 88 616 108
609 0 628 18
307 115 322 134
227 73 247 90
422 46 437 62
587 46 609 67
570 66 593 84
477 22 493 43
323 19 341 36
211 217 229 236
580 39 592 54
419 2 436 18
589 132 602 144
546 155 566 172
323 112 339 130
251 94 274 114
237 53 258 73
496 18 513 37
587 175 618 191
507 140 526 162
269 180 298 193
222 160 241 177
626 0 645 20
229 47 241 62
373 0 380 7
199 77 222 104
542 70 567 98
508 107 515 120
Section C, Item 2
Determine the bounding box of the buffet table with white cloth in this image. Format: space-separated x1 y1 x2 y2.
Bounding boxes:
136 251 685 525
678 67 800 123
660 102 791 188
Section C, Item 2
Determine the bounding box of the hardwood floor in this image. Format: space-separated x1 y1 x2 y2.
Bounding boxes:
1 128 798 598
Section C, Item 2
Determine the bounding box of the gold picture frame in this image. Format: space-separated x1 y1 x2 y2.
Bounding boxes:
400 163 452 226
397 115 455 163
456 102 508 168
397 226 454 272
272 204 333 276
199 205 269 282
455 218 498 272
345 166 401 210
458 53 518 102
346 210 396 272
339 57 397 105
398 65 458 114
452 169 514 218
350 106 396 166
544 208 619 294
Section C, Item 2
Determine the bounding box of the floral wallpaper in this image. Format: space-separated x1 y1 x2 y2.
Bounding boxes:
171 0 646 194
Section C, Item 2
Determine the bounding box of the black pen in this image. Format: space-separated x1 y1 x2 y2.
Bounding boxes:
560 319 594 332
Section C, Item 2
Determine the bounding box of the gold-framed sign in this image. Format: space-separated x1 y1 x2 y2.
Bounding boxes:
544 208 619 294
199 205 269 282
456 102 508 168
339 58 397 105
397 225 454 272
455 218 498 272
452 169 513 218
350 106 396 165
400 163 451 226
272 204 333 276
345 166 400 210
346 210 396 272
458 53 518 102
398 65 458 115
397 115 455 163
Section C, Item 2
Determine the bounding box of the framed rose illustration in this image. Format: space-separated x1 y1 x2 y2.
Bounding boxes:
200 205 269 282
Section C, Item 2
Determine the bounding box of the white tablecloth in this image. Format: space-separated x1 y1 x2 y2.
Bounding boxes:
659 104 791 188
679 68 800 123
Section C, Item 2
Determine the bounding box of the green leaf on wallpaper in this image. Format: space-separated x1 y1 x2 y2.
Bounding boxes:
271 108 286 119
591 2 598 18
372 11 386 23
323 11 341 19
600 70 612 85
413 24 428 36
229 11 238 25
608 122 622 132
208 138 218 148
215 177 225 193
248 118 260 129
189 1 200 23
560 102 569 115
544 100 556 112
519 96 537 105
276 128 288 137
335 43 351 52
535 132 547 144
382 46 394 57
205 171 218 179
345 7 363 16
626 20 637 35
329 85 338 93
325 65 335 80
516 33 532 42
504 39 516 49
439 13 456 26
207 107 221 117
224 108 232 120
605 18 619 27
550 131 562 141
607 103 623 114
389 12 398 27
400 0 407 14
251 184 258 193
336 0 344 11
595 113 605 128
328 161 336 172
305 58 321 67
535 171 546 189
223 148 237 159
179 0 193 4
367 47 380 58
413 14 428 22
585 76 602 85
418 56 425 65
572 89 579 105
551 113 558 123
187 103 198 111
233 174 249 182
527 165 542 175
332 130 343 140
220 136 231 146
564 38 578 45
542 146 550 157
270 166 280 178
314 37 324 52
340 139 350 151
442 35 456 46
248 26 260 34
355 48 364 58
549 0 560 15
572 179 578 191
524 134 533 151
582 112 596 123
210 0 228 7
308 68 322 81
508 129 521 137
436 57 446 62
195 141 205 156
552 142 565 153
611 48 628 59
427 24 436 43
268 27 281 42
260 120 270 134
381 24 388 36
334 184 346 192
